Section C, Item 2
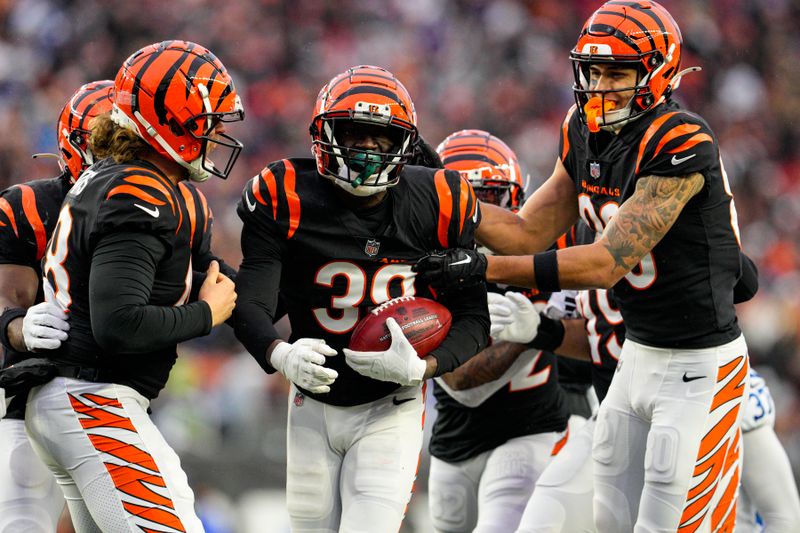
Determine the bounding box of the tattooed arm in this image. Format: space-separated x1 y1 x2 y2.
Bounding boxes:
436 341 533 407
484 173 705 289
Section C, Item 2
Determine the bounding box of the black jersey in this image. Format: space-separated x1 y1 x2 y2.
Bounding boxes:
0 175 70 419
41 158 211 399
430 290 568 463
576 288 623 404
560 100 741 348
235 158 489 407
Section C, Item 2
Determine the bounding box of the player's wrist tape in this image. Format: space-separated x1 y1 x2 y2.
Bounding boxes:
0 307 27 351
533 250 560 292
528 314 565 352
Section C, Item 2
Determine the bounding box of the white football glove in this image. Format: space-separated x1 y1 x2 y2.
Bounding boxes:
270 338 339 394
544 290 580 320
489 292 540 344
22 302 69 351
343 318 426 386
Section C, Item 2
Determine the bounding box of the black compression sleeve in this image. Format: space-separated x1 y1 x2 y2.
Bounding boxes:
428 282 490 376
89 232 212 353
734 252 759 304
233 221 286 373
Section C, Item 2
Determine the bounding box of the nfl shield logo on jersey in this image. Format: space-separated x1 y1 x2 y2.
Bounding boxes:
294 391 304 407
365 239 380 257
590 161 601 179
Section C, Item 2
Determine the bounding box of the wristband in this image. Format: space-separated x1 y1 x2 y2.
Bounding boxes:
533 250 561 292
528 314 565 352
0 307 26 352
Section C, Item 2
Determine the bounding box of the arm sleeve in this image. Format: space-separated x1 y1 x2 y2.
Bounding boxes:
734 252 758 304
232 217 287 373
428 281 490 376
89 231 212 354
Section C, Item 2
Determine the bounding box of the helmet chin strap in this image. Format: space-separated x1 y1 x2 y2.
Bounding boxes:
348 152 382 188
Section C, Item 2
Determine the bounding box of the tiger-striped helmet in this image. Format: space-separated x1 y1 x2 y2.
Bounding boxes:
571 0 683 131
437 129 527 211
310 65 418 196
56 80 114 183
112 40 244 182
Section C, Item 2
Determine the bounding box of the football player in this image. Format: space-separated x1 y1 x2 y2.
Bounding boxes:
414 1 753 530
20 40 242 532
426 130 569 533
736 369 800 532
233 66 490 533
0 79 112 533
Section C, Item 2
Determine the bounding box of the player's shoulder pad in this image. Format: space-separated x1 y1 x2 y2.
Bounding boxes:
238 158 311 240
426 167 480 249
177 181 212 243
635 108 717 178
559 104 580 163
0 177 65 261
96 164 181 237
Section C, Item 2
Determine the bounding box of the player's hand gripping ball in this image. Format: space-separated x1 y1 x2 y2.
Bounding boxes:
349 296 452 357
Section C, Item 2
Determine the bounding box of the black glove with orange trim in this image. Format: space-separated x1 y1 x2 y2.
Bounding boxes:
412 249 487 288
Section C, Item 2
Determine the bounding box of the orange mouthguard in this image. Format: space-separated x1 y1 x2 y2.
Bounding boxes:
584 97 616 133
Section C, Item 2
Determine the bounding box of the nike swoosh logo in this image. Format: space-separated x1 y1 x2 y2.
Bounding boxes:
134 203 159 218
245 189 257 212
392 396 415 406
450 256 472 266
671 154 696 165
682 372 705 383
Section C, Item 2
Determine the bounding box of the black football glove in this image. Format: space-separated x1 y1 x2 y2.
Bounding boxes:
410 136 444 169
412 249 488 288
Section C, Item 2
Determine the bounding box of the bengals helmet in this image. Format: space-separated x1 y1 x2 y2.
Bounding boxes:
112 40 244 182
56 80 114 183
310 65 418 196
571 0 685 131
437 129 527 211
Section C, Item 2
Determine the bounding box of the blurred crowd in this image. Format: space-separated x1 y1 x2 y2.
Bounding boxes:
1 0 799 531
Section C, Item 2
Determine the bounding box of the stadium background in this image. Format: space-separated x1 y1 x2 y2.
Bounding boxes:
1 0 799 531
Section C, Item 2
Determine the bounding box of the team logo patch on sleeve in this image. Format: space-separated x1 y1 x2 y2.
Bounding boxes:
364 239 380 257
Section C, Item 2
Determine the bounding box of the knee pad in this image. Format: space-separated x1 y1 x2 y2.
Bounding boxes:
0 517 51 533
644 426 679 484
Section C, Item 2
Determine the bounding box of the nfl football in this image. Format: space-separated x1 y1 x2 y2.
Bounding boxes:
349 296 452 357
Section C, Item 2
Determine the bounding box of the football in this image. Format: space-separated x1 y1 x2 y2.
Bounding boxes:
349 296 452 357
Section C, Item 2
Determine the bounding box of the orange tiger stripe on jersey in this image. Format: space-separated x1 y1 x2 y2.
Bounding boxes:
697 407 739 463
561 105 577 162
123 175 176 214
256 167 278 218
653 124 701 157
667 134 714 155
197 188 210 233
635 112 679 175
283 160 301 239
457 176 470 236
0 197 18 237
87 434 159 472
19 185 47 259
69 393 136 431
178 183 197 248
122 502 185 532
434 170 453 248
107 185 167 207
